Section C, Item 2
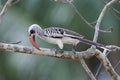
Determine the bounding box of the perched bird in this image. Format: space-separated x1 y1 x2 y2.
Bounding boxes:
28 24 109 50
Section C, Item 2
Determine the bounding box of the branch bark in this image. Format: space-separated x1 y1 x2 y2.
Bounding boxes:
0 42 120 79
96 50 120 80
0 42 96 60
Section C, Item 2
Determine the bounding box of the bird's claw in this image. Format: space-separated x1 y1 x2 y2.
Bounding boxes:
55 49 64 54
72 49 76 54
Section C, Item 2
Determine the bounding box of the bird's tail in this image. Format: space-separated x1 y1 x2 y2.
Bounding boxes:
69 36 112 51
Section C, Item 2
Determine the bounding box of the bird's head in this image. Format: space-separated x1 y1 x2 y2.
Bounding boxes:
28 24 42 50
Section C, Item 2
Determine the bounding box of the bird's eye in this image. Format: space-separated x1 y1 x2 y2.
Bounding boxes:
30 29 35 34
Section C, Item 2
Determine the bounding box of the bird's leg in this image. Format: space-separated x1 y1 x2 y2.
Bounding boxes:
55 49 64 54
72 45 77 54
51 46 64 54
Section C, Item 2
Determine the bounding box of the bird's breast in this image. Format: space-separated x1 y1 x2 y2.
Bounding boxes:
61 37 79 45
41 36 61 44
39 35 80 45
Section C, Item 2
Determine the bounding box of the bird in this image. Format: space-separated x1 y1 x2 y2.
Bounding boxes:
28 24 110 51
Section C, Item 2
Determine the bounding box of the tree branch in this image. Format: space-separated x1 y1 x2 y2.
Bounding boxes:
0 42 120 79
0 42 96 60
96 50 120 80
80 58 96 80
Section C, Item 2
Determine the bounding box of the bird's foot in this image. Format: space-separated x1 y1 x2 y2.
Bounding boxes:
72 49 76 54
51 48 64 54
72 45 77 54
51 48 56 51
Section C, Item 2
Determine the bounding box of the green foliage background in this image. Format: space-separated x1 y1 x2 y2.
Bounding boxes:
0 0 120 80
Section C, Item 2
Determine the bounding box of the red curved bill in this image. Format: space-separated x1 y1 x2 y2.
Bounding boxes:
29 34 40 50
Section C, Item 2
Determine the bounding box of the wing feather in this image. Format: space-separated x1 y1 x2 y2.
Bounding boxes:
43 27 84 38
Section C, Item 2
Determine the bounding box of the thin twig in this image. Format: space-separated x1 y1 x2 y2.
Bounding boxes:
106 45 120 51
0 0 13 23
95 49 109 77
111 7 120 15
68 1 112 33
101 0 120 14
101 0 120 20
53 0 73 3
110 9 120 20
80 58 96 80
11 0 20 5
92 0 119 44
95 63 102 77
0 41 21 44
0 0 2 8
10 41 22 44
114 60 120 69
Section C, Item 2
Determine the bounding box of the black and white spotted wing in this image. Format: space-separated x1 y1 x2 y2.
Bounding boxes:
43 27 65 38
43 27 84 38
